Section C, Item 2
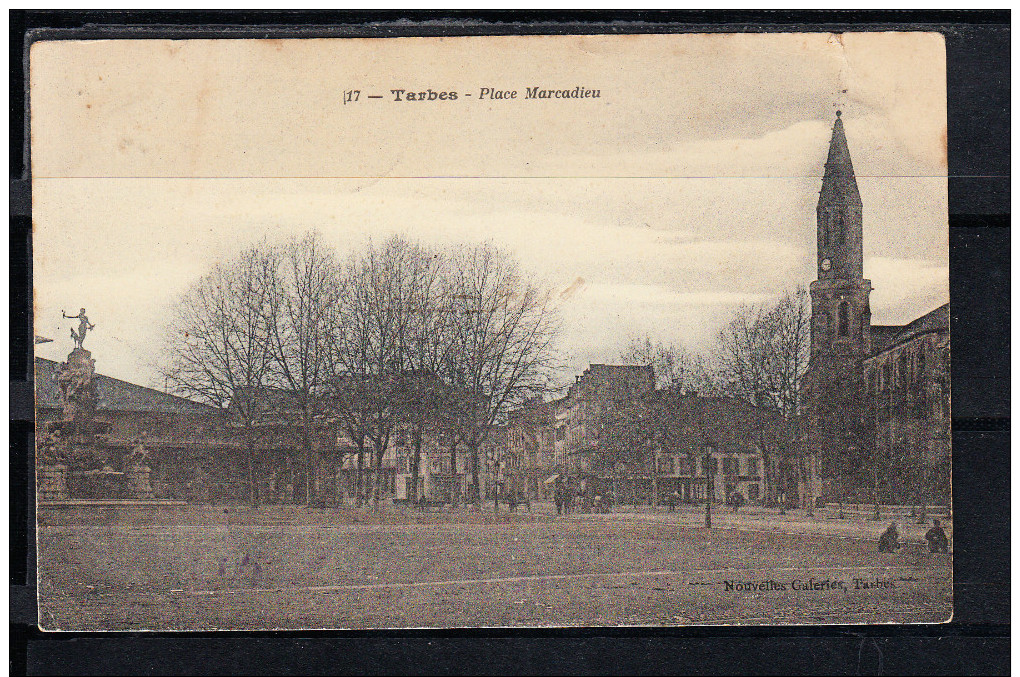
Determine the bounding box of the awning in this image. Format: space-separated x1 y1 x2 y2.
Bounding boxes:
543 474 561 485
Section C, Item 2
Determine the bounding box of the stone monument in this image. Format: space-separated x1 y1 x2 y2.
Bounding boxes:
38 308 122 501
36 429 69 501
124 437 155 500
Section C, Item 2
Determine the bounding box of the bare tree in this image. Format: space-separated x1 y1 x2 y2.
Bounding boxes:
325 373 374 507
163 242 278 506
394 248 451 505
442 243 562 512
328 236 443 509
619 335 718 392
713 287 810 506
592 395 657 494
264 231 341 505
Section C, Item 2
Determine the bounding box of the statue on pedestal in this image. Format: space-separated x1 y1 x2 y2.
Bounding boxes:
40 307 115 500
62 308 95 350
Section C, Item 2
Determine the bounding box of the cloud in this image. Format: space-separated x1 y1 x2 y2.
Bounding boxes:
30 34 947 387
865 256 949 324
577 283 769 307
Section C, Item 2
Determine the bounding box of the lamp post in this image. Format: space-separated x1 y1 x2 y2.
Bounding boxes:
703 443 715 528
872 445 881 521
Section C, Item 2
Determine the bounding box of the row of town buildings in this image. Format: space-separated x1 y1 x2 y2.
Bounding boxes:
35 354 786 507
36 296 950 509
498 365 782 507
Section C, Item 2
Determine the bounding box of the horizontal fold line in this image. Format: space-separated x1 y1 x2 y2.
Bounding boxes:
31 175 965 180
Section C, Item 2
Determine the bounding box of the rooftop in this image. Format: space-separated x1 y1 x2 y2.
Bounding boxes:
35 357 219 415
870 304 949 356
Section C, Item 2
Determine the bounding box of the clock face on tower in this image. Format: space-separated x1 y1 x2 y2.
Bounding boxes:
821 258 832 271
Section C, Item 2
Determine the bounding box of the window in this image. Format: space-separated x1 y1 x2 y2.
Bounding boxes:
899 352 910 384
838 301 849 337
835 212 845 246
722 457 739 475
748 484 760 500
701 457 718 476
556 427 565 441
746 458 760 477
917 348 926 375
657 456 675 474
677 457 693 476
822 213 830 247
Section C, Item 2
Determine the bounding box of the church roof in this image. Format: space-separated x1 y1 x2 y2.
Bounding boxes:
889 304 950 344
870 325 905 353
869 304 950 357
35 357 219 415
819 112 862 207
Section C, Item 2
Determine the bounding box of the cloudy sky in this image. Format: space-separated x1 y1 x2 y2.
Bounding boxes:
31 33 948 388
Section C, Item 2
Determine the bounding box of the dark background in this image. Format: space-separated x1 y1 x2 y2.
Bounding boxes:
9 10 1009 676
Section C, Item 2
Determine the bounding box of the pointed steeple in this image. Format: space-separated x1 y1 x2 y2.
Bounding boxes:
815 111 864 281
819 111 861 207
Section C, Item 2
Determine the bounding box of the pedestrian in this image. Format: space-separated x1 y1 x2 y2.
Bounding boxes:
925 518 950 553
878 522 900 553
665 490 677 513
554 481 564 515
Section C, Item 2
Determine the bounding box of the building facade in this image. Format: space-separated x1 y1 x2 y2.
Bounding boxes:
863 305 951 504
502 396 556 500
36 356 252 502
496 366 778 507
648 394 771 505
558 364 656 475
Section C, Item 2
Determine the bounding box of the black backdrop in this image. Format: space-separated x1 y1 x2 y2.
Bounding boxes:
10 10 1010 676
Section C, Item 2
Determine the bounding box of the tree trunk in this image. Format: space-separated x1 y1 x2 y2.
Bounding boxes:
372 440 384 509
492 451 499 514
410 429 423 504
247 443 260 508
300 418 316 507
470 444 481 509
762 453 777 508
449 442 459 508
356 445 364 507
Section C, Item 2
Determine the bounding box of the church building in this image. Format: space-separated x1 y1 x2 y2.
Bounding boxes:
801 112 951 507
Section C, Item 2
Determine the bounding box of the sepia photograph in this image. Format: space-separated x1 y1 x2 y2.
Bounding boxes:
31 32 951 630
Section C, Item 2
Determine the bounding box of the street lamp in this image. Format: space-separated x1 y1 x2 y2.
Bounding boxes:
703 443 715 528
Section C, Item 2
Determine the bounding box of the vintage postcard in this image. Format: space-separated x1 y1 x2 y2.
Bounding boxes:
31 32 950 630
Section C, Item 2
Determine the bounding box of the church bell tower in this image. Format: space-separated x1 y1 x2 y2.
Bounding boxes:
810 111 872 357
805 111 873 491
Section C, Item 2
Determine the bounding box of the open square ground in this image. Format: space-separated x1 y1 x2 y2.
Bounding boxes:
37 505 952 630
